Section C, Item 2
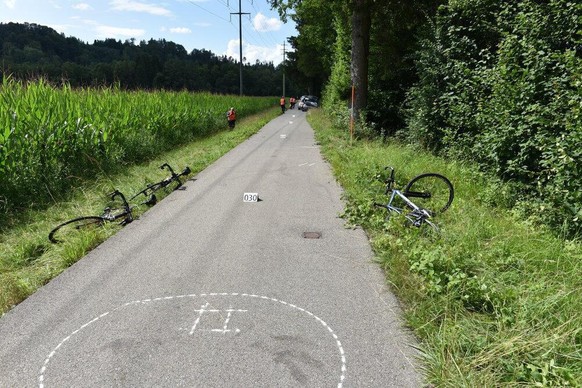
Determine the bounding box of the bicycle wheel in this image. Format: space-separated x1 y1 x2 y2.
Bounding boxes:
403 173 454 214
48 216 106 243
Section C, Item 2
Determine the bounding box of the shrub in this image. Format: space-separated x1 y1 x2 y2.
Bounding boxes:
404 0 581 236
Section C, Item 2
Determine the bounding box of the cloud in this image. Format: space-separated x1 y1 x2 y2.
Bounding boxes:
226 39 283 65
73 3 93 11
4 0 16 9
95 25 146 39
252 12 282 32
109 0 172 17
169 27 191 34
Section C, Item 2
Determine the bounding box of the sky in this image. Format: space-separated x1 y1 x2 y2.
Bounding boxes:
0 0 296 65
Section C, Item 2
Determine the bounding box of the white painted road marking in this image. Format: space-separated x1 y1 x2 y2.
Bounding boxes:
39 293 347 388
189 302 209 335
189 303 247 335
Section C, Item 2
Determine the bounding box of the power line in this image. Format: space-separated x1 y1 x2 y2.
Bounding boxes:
246 0 285 47
183 0 232 23
241 19 273 49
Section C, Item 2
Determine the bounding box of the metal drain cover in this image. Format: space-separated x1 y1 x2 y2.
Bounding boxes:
303 232 321 239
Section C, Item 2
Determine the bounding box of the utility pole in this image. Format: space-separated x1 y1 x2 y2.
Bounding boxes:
230 0 250 96
282 41 286 98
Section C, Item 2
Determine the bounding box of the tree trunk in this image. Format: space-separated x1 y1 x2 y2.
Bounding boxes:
350 0 371 119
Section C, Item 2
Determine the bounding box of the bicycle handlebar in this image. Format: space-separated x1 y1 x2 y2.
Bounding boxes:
160 163 177 177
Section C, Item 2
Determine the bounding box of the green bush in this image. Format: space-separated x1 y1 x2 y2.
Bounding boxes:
404 0 581 236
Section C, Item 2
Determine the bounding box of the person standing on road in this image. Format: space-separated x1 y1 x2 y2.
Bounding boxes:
280 96 286 113
227 107 236 129
289 96 296 109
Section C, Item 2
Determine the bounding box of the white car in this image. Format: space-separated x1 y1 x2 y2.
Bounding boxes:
300 95 319 108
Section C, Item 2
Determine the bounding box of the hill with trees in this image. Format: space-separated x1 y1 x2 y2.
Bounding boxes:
0 22 294 96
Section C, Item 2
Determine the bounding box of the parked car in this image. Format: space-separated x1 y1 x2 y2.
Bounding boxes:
300 95 319 108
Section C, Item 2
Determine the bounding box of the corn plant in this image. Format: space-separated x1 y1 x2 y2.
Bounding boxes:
0 76 274 219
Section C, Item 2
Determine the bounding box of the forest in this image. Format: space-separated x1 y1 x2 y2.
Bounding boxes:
0 22 293 96
271 0 581 237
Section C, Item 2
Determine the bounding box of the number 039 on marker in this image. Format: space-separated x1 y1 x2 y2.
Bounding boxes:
243 193 259 202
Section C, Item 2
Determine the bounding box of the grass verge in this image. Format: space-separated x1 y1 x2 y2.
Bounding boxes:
308 109 581 386
0 108 280 315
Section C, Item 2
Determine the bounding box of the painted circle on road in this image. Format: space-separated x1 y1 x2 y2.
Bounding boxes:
39 293 346 387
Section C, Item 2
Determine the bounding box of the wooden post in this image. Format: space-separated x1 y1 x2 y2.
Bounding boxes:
350 84 355 145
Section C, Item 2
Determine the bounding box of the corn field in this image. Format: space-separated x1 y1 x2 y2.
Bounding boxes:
0 77 274 218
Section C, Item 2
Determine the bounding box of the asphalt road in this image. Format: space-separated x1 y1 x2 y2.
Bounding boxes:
0 110 422 387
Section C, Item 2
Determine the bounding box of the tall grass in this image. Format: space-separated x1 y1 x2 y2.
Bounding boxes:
308 109 581 386
0 77 274 221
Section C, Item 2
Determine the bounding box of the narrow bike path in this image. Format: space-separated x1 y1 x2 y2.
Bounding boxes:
0 110 422 387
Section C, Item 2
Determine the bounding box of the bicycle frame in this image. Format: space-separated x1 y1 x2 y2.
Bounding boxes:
129 163 191 204
102 190 133 224
380 189 433 227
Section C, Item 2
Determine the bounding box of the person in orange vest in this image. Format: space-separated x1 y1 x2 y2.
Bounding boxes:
289 96 296 109
227 107 236 129
280 96 286 113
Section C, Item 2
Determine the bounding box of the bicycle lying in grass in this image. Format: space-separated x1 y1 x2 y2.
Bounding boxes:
373 167 454 231
49 163 191 243
48 189 134 243
129 163 191 206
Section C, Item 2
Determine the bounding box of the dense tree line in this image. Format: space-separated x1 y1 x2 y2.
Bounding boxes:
0 22 296 96
271 0 581 236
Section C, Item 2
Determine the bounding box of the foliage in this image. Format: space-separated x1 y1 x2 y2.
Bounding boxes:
0 22 295 96
0 77 274 222
309 108 582 387
269 0 340 96
321 4 352 107
365 0 444 136
404 0 582 237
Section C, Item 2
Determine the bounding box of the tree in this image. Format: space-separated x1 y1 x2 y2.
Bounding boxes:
269 0 371 116
0 22 287 95
350 0 371 118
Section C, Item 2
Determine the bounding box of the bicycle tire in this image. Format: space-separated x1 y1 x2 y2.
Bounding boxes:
48 216 106 243
403 173 454 214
